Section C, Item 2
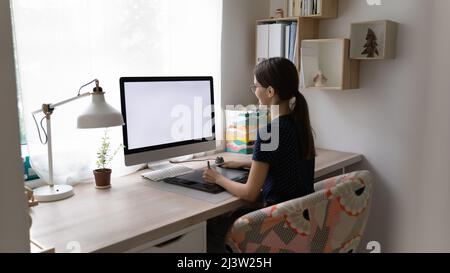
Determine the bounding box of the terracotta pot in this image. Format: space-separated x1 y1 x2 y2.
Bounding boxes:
93 168 112 189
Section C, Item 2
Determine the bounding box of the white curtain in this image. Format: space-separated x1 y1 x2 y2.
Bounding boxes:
11 0 223 185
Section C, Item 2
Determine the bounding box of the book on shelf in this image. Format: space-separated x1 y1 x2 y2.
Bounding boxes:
256 19 297 64
285 25 291 59
300 0 321 16
292 0 300 17
289 22 297 62
256 24 269 63
288 0 294 17
268 23 287 58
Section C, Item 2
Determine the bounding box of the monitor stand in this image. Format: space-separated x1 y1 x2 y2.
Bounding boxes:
147 161 175 171
147 154 194 171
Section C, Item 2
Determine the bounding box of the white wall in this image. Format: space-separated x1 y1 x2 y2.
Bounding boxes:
312 0 430 252
0 1 30 252
221 0 269 140
269 0 449 252
417 0 450 252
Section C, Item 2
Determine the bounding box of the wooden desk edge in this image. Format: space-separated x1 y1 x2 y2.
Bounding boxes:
315 153 363 179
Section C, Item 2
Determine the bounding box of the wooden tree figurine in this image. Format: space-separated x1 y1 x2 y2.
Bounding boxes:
361 28 379 58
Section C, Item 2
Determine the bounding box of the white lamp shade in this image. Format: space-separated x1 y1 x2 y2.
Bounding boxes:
77 93 124 128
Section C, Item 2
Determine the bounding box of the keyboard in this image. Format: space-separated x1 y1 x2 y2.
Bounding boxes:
141 165 194 181
163 175 248 194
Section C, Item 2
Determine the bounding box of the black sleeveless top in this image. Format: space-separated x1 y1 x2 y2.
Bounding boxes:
252 114 315 206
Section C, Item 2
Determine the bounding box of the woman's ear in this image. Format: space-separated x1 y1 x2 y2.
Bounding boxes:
267 86 275 98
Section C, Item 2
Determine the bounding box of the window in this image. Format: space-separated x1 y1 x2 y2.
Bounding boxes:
11 0 223 184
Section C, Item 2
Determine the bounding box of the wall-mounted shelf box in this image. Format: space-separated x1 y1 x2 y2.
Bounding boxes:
256 17 318 71
292 0 338 19
350 20 398 60
300 38 360 90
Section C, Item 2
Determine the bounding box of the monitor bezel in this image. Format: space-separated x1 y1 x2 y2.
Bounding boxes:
119 76 216 156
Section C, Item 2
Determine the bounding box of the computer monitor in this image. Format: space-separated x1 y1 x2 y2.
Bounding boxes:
120 76 215 166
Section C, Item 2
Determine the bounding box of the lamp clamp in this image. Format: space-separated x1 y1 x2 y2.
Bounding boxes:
42 104 54 118
93 79 103 94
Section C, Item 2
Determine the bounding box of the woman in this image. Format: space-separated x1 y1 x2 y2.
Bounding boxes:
204 57 316 252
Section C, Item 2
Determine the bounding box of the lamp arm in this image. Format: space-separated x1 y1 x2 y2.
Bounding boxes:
50 91 91 110
32 78 101 114
31 92 93 145
32 92 91 115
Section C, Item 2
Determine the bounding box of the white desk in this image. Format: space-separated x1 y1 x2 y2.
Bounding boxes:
30 148 362 253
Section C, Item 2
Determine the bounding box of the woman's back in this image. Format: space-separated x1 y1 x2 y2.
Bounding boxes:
253 114 315 206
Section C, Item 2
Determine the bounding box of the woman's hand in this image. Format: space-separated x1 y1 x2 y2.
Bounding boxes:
202 168 225 184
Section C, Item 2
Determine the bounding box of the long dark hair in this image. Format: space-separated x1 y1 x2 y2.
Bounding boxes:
254 57 316 160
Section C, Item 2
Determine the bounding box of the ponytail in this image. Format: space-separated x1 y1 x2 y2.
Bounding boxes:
293 91 316 160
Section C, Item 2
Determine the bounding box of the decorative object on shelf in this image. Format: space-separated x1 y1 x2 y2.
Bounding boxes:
313 70 328 87
361 28 379 58
94 129 123 189
350 20 398 60
31 79 124 202
275 8 284 18
301 39 360 90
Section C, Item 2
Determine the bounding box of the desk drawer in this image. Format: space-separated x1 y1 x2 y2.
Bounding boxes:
128 222 206 253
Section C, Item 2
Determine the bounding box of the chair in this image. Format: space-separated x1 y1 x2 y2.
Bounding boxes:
225 170 373 253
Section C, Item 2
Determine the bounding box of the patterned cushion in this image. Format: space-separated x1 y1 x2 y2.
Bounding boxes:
225 170 373 253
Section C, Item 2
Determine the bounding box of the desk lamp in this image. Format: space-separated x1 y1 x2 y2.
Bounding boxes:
32 79 124 202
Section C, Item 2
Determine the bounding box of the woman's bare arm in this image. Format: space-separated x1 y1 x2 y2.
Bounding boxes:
215 160 268 202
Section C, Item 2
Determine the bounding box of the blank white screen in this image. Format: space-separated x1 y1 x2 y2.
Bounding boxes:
124 80 213 150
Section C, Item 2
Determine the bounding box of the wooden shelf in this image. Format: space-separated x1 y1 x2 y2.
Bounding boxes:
350 20 398 60
257 17 302 24
300 38 360 90
305 86 342 90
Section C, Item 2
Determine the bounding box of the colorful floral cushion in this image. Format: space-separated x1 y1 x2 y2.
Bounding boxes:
225 170 373 253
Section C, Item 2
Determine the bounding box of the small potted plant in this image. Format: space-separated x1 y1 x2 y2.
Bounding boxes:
94 129 123 189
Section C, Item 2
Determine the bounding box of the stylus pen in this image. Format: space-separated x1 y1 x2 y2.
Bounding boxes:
207 161 211 169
